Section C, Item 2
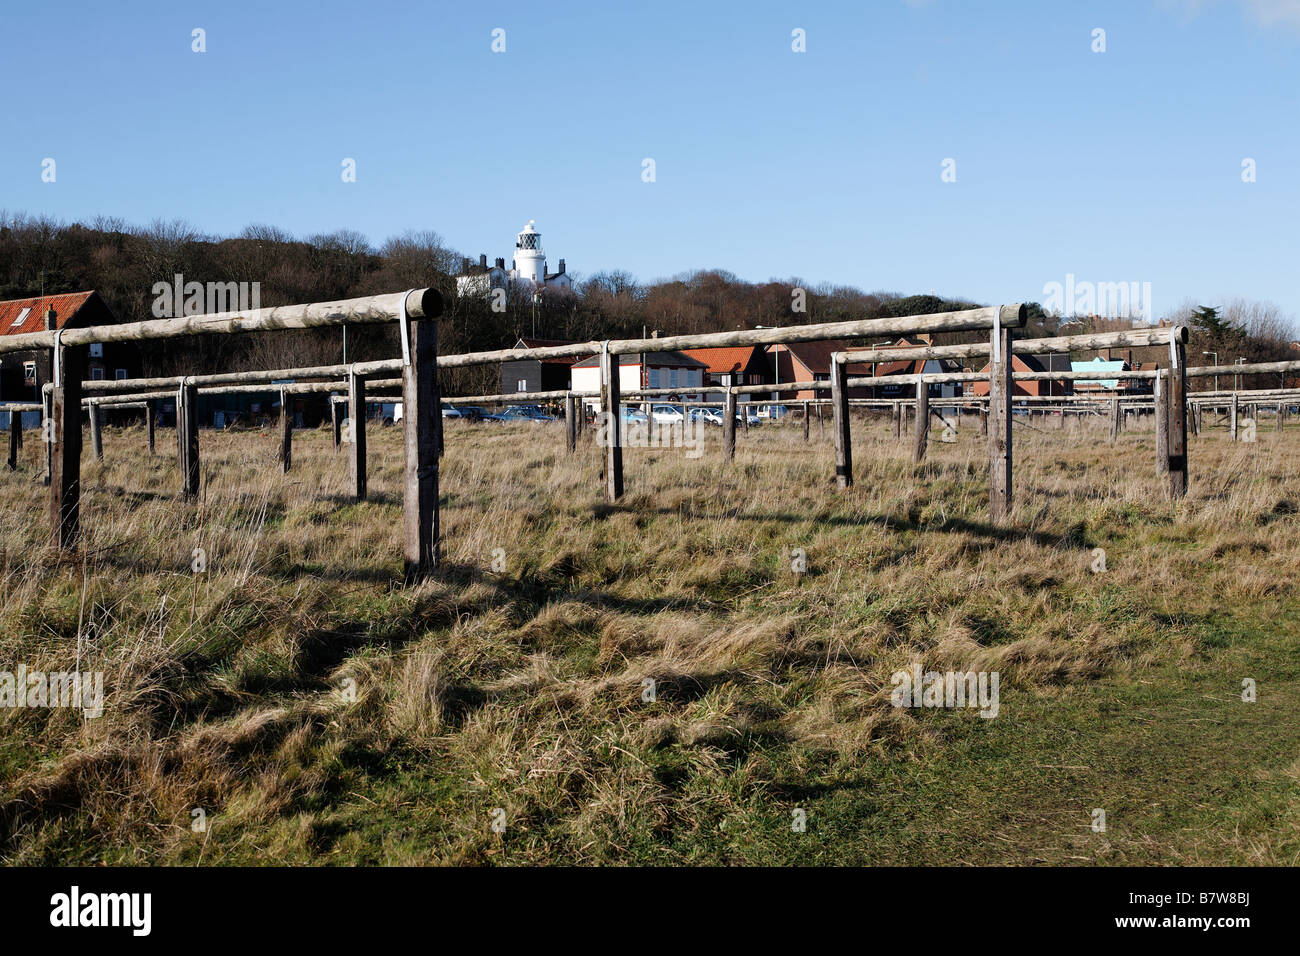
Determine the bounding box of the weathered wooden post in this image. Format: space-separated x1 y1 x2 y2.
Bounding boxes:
331 398 344 448
402 309 440 580
1166 338 1188 498
565 393 577 454
7 410 19 470
145 399 155 454
347 370 367 501
1230 392 1239 441
600 344 624 500
50 339 86 548
1154 372 1169 477
42 388 53 487
1277 402 1285 433
988 319 1013 523
802 401 810 442
831 354 853 488
893 400 902 439
89 403 104 461
279 388 293 473
1191 401 1200 437
178 381 199 500
723 390 737 460
1109 396 1120 443
979 404 988 437
913 377 930 464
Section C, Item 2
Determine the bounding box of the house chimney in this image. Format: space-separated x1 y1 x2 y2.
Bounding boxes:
558 258 566 274
461 257 470 273
495 257 505 270
44 307 57 330
479 254 488 268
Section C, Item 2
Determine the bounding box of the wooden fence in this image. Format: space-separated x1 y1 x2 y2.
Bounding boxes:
5 290 1298 580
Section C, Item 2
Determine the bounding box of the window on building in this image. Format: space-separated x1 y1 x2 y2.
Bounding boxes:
8 307 31 329
115 369 128 380
89 343 104 358
23 362 36 385
648 368 659 388
669 369 679 387
518 379 527 392
90 368 105 381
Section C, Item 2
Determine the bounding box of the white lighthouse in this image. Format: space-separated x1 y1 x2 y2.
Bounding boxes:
512 220 546 284
455 219 573 298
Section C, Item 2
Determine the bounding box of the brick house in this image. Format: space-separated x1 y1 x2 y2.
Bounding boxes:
679 346 771 401
764 341 874 400
0 292 136 424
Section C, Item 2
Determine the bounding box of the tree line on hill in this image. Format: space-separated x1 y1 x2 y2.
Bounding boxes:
1 211 1294 394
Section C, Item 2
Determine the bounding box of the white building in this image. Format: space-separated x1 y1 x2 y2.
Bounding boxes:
456 220 574 297
570 350 707 411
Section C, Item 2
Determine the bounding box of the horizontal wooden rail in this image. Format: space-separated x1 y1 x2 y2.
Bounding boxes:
840 325 1188 365
0 289 441 356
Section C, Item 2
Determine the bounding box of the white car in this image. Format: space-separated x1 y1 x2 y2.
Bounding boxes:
650 404 685 424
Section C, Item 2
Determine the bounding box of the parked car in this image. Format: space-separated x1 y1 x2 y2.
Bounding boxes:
757 404 790 420
442 405 474 419
739 411 761 426
650 404 685 424
619 407 649 424
688 407 724 426
499 405 557 423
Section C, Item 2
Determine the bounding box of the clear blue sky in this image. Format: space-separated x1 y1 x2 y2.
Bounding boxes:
4 0 1298 319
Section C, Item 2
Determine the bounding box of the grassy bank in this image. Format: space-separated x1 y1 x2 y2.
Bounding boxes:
1 410 1296 864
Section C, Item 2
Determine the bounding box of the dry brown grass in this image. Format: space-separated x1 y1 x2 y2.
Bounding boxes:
1 409 1297 864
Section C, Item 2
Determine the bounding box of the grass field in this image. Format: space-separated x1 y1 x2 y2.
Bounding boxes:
1 409 1297 865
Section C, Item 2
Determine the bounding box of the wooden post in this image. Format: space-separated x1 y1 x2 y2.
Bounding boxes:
1154 372 1169 477
1109 397 1120 443
600 345 623 500
178 381 199 500
402 314 440 580
987 324 1012 523
50 342 86 548
831 355 853 488
802 401 810 442
742 403 749 435
1191 402 1200 437
893 401 902 439
913 378 930 464
331 398 344 448
1230 393 1239 441
348 369 367 501
89 403 104 461
7 410 19 470
279 388 293 473
145 399 155 454
565 393 577 454
723 390 737 460
1277 403 1285 433
979 405 988 437
1167 344 1188 498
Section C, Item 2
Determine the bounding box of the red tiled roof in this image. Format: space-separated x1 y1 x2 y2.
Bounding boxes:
768 340 875 376
0 292 96 336
680 346 761 375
